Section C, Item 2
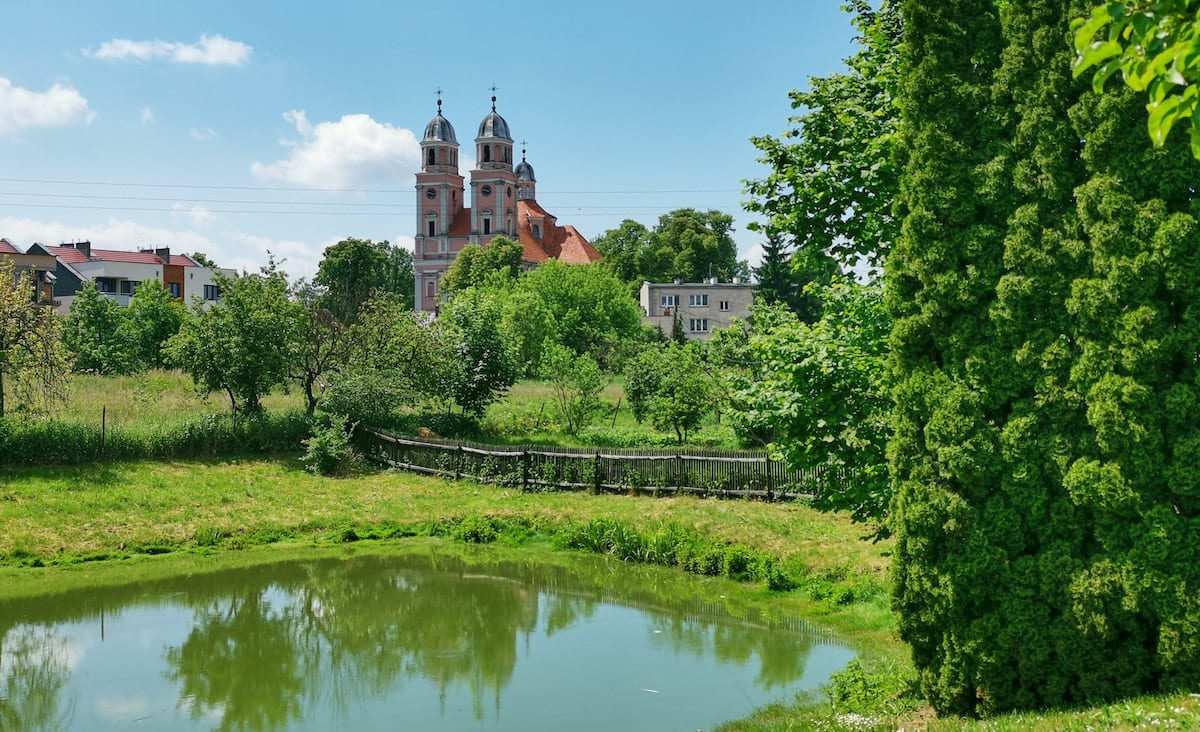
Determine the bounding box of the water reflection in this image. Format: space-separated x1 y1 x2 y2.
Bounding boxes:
0 549 855 731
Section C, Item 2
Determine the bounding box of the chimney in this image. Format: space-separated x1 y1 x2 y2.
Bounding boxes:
155 247 171 264
71 240 92 258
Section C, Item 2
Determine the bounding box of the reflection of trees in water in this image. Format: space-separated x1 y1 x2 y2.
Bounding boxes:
0 624 76 732
160 557 541 730
1 550 840 732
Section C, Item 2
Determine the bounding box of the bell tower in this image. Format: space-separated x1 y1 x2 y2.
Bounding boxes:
470 91 518 240
414 92 464 312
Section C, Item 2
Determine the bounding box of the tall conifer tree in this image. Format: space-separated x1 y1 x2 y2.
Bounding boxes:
890 0 1200 714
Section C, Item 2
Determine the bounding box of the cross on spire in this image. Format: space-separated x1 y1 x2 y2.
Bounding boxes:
435 87 443 114
489 84 498 111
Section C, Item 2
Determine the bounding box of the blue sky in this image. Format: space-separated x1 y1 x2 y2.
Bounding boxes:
1 1 859 280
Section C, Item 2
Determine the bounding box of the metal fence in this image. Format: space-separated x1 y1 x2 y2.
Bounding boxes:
360 430 837 502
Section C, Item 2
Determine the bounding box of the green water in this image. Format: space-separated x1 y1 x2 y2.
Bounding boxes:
0 547 855 731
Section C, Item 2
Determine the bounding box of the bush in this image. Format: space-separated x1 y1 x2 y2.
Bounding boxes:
300 421 358 476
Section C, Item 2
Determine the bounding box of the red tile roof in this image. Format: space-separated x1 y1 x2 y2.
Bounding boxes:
516 200 601 265
42 245 196 266
0 238 21 254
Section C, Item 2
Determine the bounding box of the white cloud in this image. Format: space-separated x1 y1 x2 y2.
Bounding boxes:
140 107 155 124
85 34 252 66
250 110 420 189
0 76 94 135
189 127 219 142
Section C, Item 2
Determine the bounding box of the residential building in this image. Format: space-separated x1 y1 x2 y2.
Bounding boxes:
640 279 754 341
413 94 601 313
0 238 57 305
21 240 234 313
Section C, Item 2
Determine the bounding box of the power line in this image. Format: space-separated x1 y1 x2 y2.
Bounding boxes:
0 176 742 196
0 201 743 217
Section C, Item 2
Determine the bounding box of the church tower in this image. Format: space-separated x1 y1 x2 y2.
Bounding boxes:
469 93 518 238
414 93 464 311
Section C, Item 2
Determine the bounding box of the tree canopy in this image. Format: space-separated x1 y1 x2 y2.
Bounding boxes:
0 257 71 417
314 238 414 321
1075 1 1200 156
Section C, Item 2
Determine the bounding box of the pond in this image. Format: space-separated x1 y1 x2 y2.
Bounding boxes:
0 546 856 731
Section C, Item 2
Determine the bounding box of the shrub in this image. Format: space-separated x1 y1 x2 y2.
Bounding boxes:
300 421 358 476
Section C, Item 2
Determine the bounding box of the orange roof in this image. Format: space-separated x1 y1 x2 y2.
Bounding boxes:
0 238 20 254
516 200 601 265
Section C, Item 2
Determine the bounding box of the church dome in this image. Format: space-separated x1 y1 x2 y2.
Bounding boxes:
477 96 512 140
423 112 457 143
515 159 536 181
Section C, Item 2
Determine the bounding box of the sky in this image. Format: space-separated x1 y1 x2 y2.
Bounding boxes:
1 1 860 281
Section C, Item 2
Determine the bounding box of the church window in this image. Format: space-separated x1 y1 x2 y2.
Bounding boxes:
483 146 491 163
426 279 435 298
483 217 491 235
427 149 435 165
532 224 542 239
428 220 436 237
504 147 511 163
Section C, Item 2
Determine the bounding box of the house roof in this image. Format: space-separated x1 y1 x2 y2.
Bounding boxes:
0 238 22 254
43 245 197 267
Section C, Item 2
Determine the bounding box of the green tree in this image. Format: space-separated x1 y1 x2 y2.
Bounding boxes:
592 219 652 287
539 343 606 435
167 265 301 415
61 280 138 375
732 284 890 534
518 260 643 364
752 238 838 323
0 257 71 417
438 236 523 296
290 307 350 415
744 0 901 276
126 279 186 369
645 209 739 284
624 342 712 444
1074 0 1200 156
890 0 1200 715
314 238 414 322
439 287 519 417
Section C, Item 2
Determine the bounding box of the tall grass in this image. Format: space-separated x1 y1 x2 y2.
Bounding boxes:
1 369 311 466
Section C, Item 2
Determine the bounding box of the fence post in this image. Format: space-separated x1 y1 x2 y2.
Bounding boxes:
455 445 462 480
522 448 530 490
100 405 106 456
593 452 601 495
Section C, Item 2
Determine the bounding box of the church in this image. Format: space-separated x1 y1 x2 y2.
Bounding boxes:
413 94 601 313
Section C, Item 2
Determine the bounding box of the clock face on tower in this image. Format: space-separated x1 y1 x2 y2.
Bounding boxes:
481 184 492 197
425 187 436 199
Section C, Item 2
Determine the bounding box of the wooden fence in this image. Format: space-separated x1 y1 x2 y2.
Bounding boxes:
360 430 839 502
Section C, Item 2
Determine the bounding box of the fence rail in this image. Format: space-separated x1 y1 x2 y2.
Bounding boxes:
360 430 837 502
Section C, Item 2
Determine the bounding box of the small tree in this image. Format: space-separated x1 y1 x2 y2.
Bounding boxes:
439 236 523 295
439 287 519 417
126 279 186 369
61 280 138 375
0 257 71 416
624 342 712 444
539 343 606 435
166 265 301 414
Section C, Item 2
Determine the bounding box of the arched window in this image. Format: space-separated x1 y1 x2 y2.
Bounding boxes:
426 279 435 298
427 149 435 165
483 146 491 163
532 224 542 239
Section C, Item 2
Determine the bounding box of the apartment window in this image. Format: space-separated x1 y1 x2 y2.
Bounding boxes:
689 318 710 333
119 280 141 295
719 300 730 311
203 284 220 301
660 294 677 308
168 282 181 298
689 294 709 307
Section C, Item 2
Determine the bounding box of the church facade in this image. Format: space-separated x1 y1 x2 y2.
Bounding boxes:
413 94 601 313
